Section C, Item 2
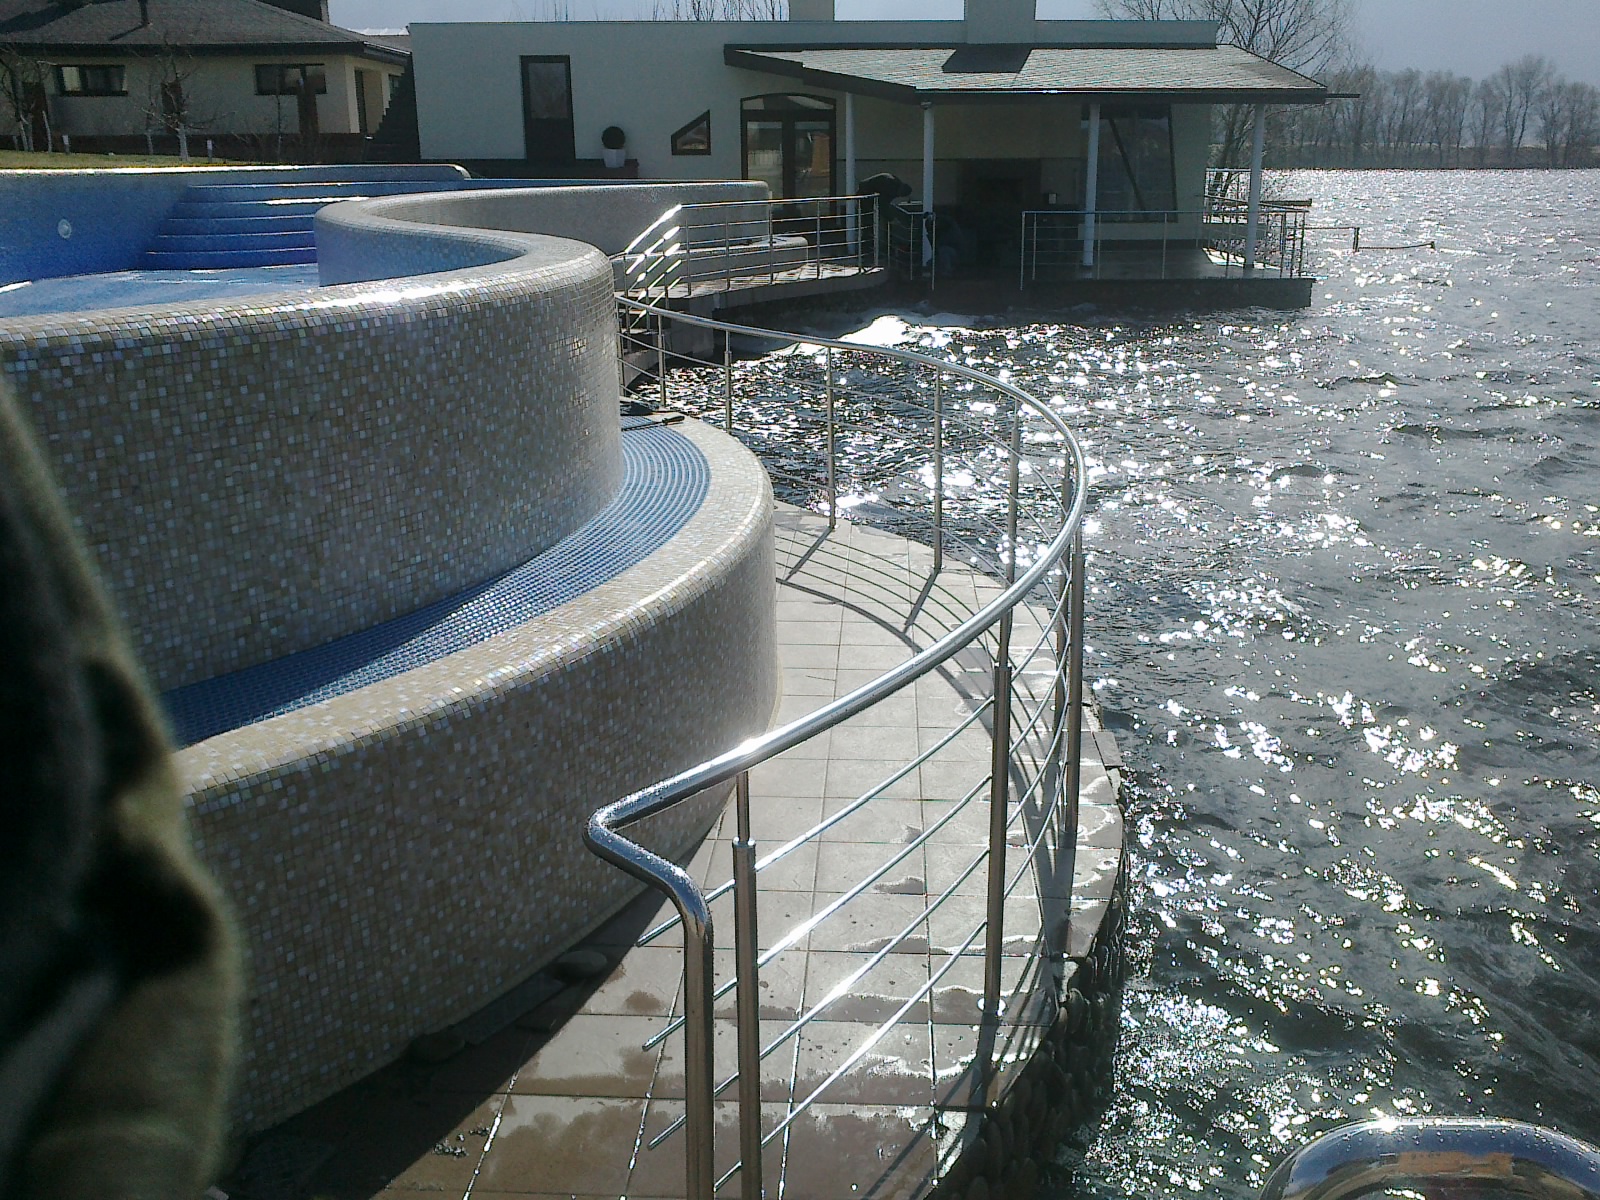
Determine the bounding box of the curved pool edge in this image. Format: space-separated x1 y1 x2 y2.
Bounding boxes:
183 418 779 1133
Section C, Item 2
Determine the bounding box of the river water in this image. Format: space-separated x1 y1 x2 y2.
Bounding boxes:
792 170 1600 1198
1009 169 1600 1198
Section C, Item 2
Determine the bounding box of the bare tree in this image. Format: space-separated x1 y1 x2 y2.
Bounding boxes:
0 46 52 152
1422 71 1470 167
1094 0 1351 166
1494 54 1553 161
1468 76 1500 165
648 0 783 17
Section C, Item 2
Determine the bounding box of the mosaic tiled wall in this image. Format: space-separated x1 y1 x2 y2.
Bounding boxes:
0 236 624 692
314 180 769 284
4 177 784 1134
180 420 778 1133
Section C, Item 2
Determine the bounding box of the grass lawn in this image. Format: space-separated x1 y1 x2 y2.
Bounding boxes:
0 150 257 169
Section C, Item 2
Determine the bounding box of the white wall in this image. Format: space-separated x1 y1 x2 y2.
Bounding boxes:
412 18 1217 207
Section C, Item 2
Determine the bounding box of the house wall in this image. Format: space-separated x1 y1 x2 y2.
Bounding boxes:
45 53 404 139
412 20 1216 212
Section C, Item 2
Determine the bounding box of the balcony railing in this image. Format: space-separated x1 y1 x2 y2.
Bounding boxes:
1019 204 1310 286
616 194 882 300
589 296 1090 1199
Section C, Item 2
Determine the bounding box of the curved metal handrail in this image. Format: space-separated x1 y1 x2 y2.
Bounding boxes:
593 298 1085 839
586 296 1089 1199
1261 1118 1600 1200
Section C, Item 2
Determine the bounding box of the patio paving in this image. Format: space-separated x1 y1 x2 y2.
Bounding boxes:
217 508 1125 1200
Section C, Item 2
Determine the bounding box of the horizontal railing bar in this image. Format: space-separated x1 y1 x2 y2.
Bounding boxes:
634 699 995 950
648 816 998 1153
642 769 994 1051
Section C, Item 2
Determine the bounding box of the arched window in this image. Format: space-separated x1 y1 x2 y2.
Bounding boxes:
741 94 835 199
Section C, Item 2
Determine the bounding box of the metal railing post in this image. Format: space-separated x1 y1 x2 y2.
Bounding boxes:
1050 471 1072 832
724 331 735 432
1064 526 1086 872
982 394 1024 1032
825 347 837 530
732 770 763 1200
657 311 668 407
932 370 944 574
815 202 823 280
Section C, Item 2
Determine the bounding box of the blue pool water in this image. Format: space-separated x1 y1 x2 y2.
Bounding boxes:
0 264 321 318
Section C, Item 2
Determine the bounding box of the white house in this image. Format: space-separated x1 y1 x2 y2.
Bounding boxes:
0 0 407 159
411 0 1326 257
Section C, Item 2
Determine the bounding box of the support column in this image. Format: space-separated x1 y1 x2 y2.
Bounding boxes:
921 101 935 213
845 91 860 255
1244 102 1266 271
844 91 857 193
1081 100 1100 268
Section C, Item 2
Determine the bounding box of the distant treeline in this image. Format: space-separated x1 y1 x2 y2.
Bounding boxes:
1269 55 1598 169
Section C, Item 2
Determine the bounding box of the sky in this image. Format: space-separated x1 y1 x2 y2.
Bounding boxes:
328 0 1600 87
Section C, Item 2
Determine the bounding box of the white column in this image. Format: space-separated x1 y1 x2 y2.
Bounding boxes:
1081 100 1100 268
844 92 857 193
921 101 935 212
1244 102 1266 271
844 92 859 254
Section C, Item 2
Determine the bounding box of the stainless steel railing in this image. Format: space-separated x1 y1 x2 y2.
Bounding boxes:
1263 1117 1600 1200
588 297 1089 1199
1019 204 1310 285
615 194 882 301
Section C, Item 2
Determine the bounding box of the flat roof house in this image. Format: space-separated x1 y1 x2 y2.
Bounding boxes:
411 0 1327 300
0 0 408 160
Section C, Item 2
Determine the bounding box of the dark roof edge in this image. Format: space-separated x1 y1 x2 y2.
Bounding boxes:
725 47 1327 105
11 40 409 64
728 39 1223 52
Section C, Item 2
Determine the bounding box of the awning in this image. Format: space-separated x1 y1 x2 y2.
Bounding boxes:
725 43 1328 105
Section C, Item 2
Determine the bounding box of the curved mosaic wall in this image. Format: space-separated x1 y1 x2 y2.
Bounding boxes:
0 177 783 1131
184 420 777 1132
0 237 623 692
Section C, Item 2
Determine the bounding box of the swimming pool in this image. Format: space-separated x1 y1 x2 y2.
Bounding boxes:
0 264 321 318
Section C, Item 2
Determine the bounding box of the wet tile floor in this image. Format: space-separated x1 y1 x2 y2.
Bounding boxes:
218 509 1124 1200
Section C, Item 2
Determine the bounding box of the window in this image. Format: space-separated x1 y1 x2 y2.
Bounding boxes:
56 65 126 96
741 94 834 200
1091 104 1176 217
520 56 574 161
672 110 711 156
255 64 328 96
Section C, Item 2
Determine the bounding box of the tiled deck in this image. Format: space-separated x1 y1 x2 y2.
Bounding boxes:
220 509 1125 1200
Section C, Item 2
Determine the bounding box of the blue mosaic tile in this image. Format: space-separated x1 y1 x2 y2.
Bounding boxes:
162 424 709 745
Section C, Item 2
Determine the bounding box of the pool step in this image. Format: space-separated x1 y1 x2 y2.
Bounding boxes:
141 179 459 270
144 246 323 269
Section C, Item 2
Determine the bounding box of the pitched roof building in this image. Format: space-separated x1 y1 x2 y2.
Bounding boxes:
0 0 408 158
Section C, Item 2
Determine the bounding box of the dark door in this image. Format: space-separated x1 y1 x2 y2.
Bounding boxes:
741 94 835 200
521 56 574 162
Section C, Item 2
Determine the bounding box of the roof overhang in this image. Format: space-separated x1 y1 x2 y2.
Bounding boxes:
10 40 409 65
725 44 1328 106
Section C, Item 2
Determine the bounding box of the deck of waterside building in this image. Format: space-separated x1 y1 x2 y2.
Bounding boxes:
220 509 1129 1200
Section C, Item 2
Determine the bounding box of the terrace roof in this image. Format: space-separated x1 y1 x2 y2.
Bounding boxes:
725 43 1328 105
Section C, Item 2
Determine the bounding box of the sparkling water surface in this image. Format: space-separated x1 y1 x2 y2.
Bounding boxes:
755 170 1600 1198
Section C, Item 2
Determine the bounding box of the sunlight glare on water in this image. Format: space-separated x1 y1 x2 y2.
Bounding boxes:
829 171 1600 1200
673 169 1600 1200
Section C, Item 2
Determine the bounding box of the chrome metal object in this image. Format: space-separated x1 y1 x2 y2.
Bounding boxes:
1261 1117 1600 1200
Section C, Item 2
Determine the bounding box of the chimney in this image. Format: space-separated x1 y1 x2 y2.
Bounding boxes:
259 0 332 23
787 0 835 20
963 0 1036 43
138 0 149 24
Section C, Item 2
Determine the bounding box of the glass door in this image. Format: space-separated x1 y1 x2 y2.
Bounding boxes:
741 95 836 199
522 56 574 162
